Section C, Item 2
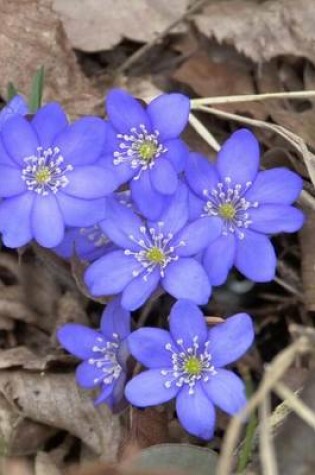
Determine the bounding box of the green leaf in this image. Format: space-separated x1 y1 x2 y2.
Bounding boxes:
6 82 18 101
130 443 218 475
29 66 45 113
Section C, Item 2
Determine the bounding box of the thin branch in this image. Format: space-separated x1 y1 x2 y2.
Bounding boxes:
189 113 220 151
259 395 279 475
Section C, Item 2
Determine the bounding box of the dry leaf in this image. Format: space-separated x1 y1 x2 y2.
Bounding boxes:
35 452 62 475
300 208 315 311
53 0 190 53
0 371 121 459
193 0 315 65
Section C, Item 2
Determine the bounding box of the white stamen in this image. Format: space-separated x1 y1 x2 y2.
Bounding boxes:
88 333 123 386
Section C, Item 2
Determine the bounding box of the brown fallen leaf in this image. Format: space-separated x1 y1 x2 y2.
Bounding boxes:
300 208 315 311
193 0 315 65
35 452 62 475
0 371 121 459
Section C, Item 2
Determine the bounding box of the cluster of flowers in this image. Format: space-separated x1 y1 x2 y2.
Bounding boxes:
0 90 304 439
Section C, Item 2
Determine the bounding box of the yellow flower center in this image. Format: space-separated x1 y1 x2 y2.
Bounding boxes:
146 247 165 264
184 356 202 376
35 167 52 184
138 141 158 161
219 203 236 220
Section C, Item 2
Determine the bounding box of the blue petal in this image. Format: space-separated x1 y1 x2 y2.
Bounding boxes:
202 369 247 415
188 190 204 220
127 327 174 368
146 93 190 140
176 384 215 440
185 153 220 198
64 165 117 199
162 258 211 305
99 154 135 186
53 226 110 261
99 198 144 251
102 121 120 153
235 229 276 282
174 217 222 257
121 267 160 311
100 297 131 340
249 204 304 234
169 299 208 348
125 369 179 406
202 234 236 286
130 170 170 220
57 193 107 227
0 192 33 247
76 360 105 389
0 139 17 167
31 194 64 248
1 115 39 166
217 129 260 185
150 181 188 235
150 159 178 195
106 89 150 133
208 313 254 367
57 323 106 359
163 139 189 173
84 250 140 296
53 117 106 166
94 381 115 406
0 165 26 197
0 95 29 130
32 102 68 148
245 167 303 205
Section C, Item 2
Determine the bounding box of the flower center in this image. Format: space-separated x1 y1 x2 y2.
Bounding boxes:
113 124 167 179
203 177 259 239
89 335 122 386
124 223 185 281
22 146 73 196
162 337 217 395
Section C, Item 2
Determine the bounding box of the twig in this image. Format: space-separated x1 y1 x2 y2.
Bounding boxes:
189 113 220 151
274 276 303 300
259 394 279 475
116 0 209 75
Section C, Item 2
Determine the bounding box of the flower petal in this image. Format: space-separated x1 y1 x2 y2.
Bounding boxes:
84 250 140 296
0 139 18 167
100 297 131 340
121 268 160 311
185 153 220 198
99 154 135 186
208 313 254 367
176 384 215 440
57 193 107 227
150 159 178 195
202 369 247 415
57 323 106 359
0 165 26 197
127 327 174 368
53 117 106 166
0 95 29 130
1 115 39 166
125 369 179 406
163 138 189 173
150 181 188 235
147 93 190 140
188 190 204 220
245 167 303 205
64 165 117 199
0 193 33 247
174 217 222 257
235 229 276 282
76 360 105 389
162 258 211 305
94 381 115 406
31 194 64 248
32 102 68 147
130 170 170 220
202 234 236 286
169 299 208 348
217 129 260 185
249 204 304 234
106 89 150 133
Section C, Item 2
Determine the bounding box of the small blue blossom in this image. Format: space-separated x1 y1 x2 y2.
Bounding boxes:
125 300 254 440
57 297 131 410
0 95 29 130
0 102 118 248
84 183 222 310
100 89 190 220
185 129 304 284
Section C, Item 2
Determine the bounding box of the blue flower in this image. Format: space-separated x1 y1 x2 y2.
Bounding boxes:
0 102 118 248
0 95 29 130
84 183 222 310
57 297 131 409
125 300 254 440
100 89 190 220
185 129 304 284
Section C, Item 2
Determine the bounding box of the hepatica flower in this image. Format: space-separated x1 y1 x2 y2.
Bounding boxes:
0 94 29 130
185 129 304 284
57 297 130 409
84 184 222 310
0 102 118 248
125 300 254 439
101 89 190 220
